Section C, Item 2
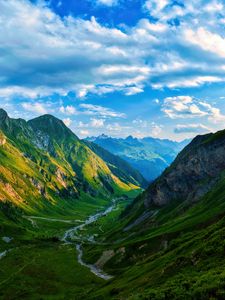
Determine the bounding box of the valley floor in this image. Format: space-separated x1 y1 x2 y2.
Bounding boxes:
0 197 132 300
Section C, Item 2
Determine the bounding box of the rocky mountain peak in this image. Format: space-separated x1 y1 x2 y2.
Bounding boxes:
0 108 9 123
28 114 79 142
144 130 225 208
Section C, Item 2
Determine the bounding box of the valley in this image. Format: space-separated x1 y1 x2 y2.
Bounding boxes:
1 109 225 299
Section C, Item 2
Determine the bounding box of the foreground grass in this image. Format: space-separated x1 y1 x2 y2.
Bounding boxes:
0 241 107 300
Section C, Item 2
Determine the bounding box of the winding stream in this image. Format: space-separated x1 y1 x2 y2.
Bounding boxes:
0 200 118 280
19 200 118 280
62 200 117 280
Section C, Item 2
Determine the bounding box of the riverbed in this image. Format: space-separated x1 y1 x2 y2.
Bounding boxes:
61 199 117 280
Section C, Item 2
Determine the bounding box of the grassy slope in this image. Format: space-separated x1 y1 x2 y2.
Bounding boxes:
82 173 225 299
0 112 141 218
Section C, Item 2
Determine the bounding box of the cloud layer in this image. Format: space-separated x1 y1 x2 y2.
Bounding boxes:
1 0 225 100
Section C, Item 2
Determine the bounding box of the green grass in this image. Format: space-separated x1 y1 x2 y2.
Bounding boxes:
0 241 107 300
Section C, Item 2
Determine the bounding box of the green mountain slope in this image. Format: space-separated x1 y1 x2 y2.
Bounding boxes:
0 109 140 222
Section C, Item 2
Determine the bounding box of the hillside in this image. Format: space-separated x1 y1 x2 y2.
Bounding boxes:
83 140 147 188
0 109 141 221
86 135 190 181
79 129 225 299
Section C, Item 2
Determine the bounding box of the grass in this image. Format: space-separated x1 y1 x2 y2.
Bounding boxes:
0 242 106 300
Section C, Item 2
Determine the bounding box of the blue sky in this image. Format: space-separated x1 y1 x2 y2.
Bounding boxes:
1 0 225 140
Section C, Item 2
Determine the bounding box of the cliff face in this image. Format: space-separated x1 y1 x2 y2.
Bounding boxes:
144 131 225 207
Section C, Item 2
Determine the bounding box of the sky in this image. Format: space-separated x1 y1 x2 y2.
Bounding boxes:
1 0 225 140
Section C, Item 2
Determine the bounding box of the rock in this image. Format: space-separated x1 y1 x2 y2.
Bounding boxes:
144 132 225 207
30 178 46 196
0 137 6 146
2 236 13 243
124 210 158 231
0 132 6 146
55 168 67 188
95 250 115 268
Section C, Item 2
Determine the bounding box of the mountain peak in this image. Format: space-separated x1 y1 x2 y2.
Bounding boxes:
0 108 9 121
125 135 138 142
99 134 109 139
28 114 78 141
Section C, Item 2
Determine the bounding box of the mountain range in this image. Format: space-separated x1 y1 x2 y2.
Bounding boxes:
1 108 225 299
86 134 190 181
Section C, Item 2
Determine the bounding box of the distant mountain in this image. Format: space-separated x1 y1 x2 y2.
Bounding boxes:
0 109 141 219
84 140 147 188
86 134 190 181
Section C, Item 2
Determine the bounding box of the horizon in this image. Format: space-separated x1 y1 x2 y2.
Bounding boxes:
1 0 225 141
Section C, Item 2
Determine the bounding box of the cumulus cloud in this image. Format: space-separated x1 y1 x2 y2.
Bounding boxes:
90 118 105 128
150 122 163 137
174 124 210 134
21 102 50 115
79 130 89 136
59 105 77 115
162 96 225 122
1 0 225 100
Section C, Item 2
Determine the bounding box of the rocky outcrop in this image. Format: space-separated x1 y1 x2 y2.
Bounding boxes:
144 131 225 207
30 178 46 196
55 168 67 188
0 136 6 146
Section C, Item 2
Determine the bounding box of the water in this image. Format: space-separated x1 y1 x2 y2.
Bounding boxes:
62 200 117 280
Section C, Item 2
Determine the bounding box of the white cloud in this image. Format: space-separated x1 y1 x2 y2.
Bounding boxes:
162 96 206 118
124 86 144 96
63 118 72 127
162 96 225 123
96 0 118 6
79 130 89 136
1 0 225 101
204 0 223 12
151 122 163 137
90 118 105 128
144 0 169 18
184 27 225 58
174 124 210 134
21 102 49 115
59 105 77 115
80 104 125 118
106 122 124 132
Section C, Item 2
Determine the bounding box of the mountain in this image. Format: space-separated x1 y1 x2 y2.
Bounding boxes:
86 129 225 299
83 140 147 188
2 108 225 300
143 131 225 207
86 134 190 182
0 109 141 220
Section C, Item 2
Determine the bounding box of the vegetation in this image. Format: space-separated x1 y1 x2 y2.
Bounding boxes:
1 109 225 300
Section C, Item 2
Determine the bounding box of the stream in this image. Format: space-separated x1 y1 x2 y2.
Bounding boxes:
0 200 117 280
61 199 117 280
